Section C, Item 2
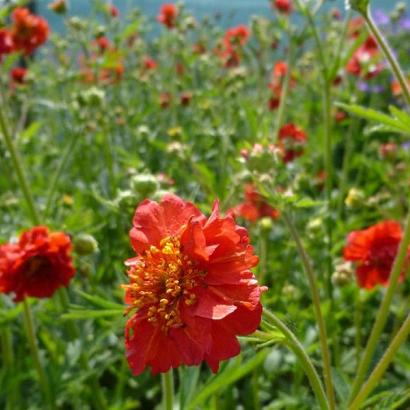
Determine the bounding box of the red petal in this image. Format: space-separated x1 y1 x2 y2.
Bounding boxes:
180 219 209 262
193 287 237 319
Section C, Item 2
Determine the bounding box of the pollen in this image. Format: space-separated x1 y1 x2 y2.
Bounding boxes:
123 237 200 332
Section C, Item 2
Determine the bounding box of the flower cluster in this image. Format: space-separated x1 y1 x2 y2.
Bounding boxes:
123 194 265 375
268 61 296 111
217 25 250 68
0 226 75 302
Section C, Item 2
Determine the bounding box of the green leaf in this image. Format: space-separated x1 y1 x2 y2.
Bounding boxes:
186 350 267 409
389 105 410 128
20 121 42 142
61 308 122 320
76 290 123 310
336 103 410 135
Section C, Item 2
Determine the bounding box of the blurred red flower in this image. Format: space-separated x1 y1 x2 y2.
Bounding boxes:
142 57 157 71
0 28 14 59
278 123 307 163
343 221 409 289
180 91 193 106
95 36 111 53
0 226 75 302
224 25 250 47
48 0 68 14
123 194 265 375
346 36 383 79
11 7 49 55
10 67 27 85
108 4 119 18
157 4 178 29
232 184 280 222
273 0 293 14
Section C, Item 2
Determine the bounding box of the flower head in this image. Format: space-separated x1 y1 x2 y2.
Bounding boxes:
343 221 409 289
157 4 178 29
123 194 265 375
0 226 75 301
11 7 49 55
278 123 307 163
10 67 27 85
272 0 293 14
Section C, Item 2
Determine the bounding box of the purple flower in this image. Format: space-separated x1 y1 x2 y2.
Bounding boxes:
374 10 389 26
399 17 410 31
357 81 385 93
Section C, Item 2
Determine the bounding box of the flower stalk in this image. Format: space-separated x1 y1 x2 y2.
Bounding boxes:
281 212 336 409
161 370 174 410
22 299 55 409
263 309 329 410
349 313 410 410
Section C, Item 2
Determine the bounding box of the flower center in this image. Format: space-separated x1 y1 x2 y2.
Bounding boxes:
22 255 51 278
124 237 200 331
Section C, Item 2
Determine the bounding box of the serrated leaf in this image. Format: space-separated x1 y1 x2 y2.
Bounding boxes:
336 103 410 135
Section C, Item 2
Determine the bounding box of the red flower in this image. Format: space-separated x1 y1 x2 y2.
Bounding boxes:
10 67 27 85
142 57 157 71
48 0 68 14
278 123 307 163
346 36 383 79
95 36 111 53
343 221 409 289
123 194 265 375
11 7 49 55
0 28 14 59
224 25 250 48
0 226 75 302
273 0 293 14
157 4 178 29
348 17 365 39
232 184 280 222
108 4 119 18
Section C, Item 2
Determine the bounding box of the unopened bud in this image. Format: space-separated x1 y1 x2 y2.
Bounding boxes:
130 174 159 196
74 233 99 256
345 188 365 208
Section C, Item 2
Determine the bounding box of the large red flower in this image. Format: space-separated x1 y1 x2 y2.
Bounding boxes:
157 4 178 29
0 226 75 301
343 221 409 289
278 123 307 163
11 7 49 55
123 194 265 375
232 184 280 222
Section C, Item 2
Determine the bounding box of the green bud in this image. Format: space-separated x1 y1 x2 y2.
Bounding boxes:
74 233 99 256
130 174 159 197
346 0 369 15
258 217 273 232
345 188 365 208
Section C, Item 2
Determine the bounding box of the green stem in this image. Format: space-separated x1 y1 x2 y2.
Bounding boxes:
263 309 329 410
0 95 41 225
22 299 55 409
45 130 80 215
281 212 336 410
364 8 410 107
161 370 174 410
353 289 363 366
349 313 410 410
349 213 410 401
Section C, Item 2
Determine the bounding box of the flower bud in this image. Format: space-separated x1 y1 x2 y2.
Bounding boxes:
74 233 99 256
48 0 68 14
258 217 273 232
332 262 354 287
130 174 159 197
345 0 369 15
345 188 365 208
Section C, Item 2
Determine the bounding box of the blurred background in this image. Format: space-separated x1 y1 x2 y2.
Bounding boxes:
36 0 397 30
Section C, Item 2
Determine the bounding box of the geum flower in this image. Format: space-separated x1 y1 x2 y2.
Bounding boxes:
10 7 49 55
231 184 280 223
278 123 307 163
343 220 409 289
346 36 383 79
157 4 178 29
123 194 266 375
0 28 14 59
0 226 75 301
